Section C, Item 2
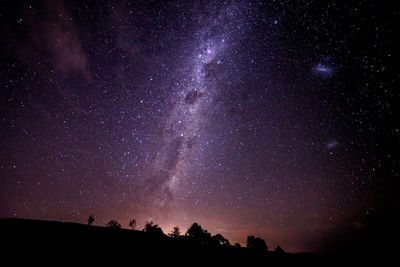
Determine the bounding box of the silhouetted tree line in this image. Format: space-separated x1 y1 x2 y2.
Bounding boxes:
93 216 285 253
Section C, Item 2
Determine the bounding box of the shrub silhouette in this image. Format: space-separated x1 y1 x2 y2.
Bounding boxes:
274 245 285 254
143 221 164 236
88 215 94 225
234 242 242 248
128 219 136 230
246 235 268 251
168 226 181 238
106 219 121 228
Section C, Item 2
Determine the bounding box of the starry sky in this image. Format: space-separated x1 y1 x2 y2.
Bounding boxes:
0 0 398 253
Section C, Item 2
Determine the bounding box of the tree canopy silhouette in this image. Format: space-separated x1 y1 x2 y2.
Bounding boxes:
185 223 230 247
212 233 231 247
186 223 212 246
246 235 268 251
234 242 241 248
106 219 121 228
143 221 164 236
168 226 181 238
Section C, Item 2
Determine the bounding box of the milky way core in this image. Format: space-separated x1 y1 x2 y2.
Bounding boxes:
142 5 238 217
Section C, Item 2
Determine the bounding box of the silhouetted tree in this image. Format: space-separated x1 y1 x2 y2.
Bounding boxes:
88 215 94 225
106 219 121 228
274 245 285 255
143 221 164 236
128 219 136 230
246 235 268 251
186 223 212 246
168 226 181 238
234 243 242 248
186 223 207 238
212 233 231 247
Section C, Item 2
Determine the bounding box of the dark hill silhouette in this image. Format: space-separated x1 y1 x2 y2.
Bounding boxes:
0 218 386 266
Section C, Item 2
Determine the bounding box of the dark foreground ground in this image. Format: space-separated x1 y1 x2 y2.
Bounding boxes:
0 218 393 266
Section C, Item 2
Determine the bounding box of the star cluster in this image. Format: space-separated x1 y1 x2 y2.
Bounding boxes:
0 0 398 252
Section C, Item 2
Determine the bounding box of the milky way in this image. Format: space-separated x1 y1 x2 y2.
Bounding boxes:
0 0 398 253
142 3 238 217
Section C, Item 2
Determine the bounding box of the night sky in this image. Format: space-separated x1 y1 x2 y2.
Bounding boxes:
0 0 398 253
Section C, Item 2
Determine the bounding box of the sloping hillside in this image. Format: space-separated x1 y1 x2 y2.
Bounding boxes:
0 218 383 266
